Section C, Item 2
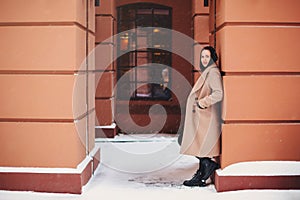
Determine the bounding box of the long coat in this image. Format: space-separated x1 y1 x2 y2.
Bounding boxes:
180 64 223 157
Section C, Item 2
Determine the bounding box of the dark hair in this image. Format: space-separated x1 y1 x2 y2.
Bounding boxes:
199 46 218 72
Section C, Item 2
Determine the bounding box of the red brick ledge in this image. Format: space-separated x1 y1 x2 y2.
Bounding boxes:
215 161 300 192
0 147 100 194
215 174 300 192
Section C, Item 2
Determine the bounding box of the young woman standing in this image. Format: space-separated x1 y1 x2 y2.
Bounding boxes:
180 46 223 187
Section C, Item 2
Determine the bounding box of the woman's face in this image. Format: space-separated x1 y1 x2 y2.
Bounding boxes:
201 49 211 68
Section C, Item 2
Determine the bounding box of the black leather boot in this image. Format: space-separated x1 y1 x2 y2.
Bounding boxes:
183 168 206 187
199 158 220 186
183 158 206 187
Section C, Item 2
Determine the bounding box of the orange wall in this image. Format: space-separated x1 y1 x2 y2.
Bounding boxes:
213 0 300 168
222 124 300 167
0 0 95 168
1 0 297 170
95 0 116 126
192 0 210 84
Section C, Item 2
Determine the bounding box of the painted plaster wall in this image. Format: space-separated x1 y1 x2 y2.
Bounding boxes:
210 0 300 168
0 0 95 168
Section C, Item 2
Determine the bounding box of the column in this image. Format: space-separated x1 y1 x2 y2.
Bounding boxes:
0 0 99 194
95 0 117 138
212 0 300 191
192 0 210 83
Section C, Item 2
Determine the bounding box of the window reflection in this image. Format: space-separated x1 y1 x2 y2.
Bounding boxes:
117 3 172 100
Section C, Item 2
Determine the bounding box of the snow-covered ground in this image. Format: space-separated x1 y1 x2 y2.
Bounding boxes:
0 134 299 200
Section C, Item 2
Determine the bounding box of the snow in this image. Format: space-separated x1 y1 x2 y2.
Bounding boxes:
95 123 116 129
0 134 299 200
0 151 94 174
217 161 300 176
0 159 90 174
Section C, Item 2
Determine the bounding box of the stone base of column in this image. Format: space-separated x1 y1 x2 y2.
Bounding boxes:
0 147 100 194
214 161 300 192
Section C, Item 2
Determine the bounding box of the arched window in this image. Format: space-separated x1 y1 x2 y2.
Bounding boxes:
117 3 172 100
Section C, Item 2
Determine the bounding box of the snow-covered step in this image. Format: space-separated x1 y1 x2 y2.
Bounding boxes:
215 161 300 192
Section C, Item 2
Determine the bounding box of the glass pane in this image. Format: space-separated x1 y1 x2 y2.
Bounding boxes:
124 30 137 51
137 51 151 66
150 67 171 100
128 9 136 20
136 67 150 82
118 21 135 32
137 36 148 49
154 9 169 15
118 54 129 66
118 52 136 67
137 9 152 15
153 29 171 48
118 68 135 82
119 30 137 52
136 14 152 27
119 32 129 51
151 83 171 100
150 65 166 82
152 51 171 65
136 29 152 49
119 8 136 21
153 15 171 28
117 68 136 99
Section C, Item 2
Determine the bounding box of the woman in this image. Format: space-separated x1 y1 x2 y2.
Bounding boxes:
180 46 223 187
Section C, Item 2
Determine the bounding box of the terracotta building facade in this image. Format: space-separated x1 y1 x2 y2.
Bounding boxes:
0 0 299 194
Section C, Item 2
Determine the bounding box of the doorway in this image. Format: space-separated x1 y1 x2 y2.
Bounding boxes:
115 3 180 134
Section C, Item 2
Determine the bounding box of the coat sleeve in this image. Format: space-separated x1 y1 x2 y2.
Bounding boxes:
198 69 223 108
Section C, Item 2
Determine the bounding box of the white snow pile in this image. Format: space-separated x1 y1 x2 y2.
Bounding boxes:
217 161 300 176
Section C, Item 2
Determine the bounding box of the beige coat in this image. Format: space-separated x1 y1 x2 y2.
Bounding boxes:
180 64 223 157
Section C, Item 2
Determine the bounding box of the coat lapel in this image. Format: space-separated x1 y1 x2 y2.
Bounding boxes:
191 64 217 95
